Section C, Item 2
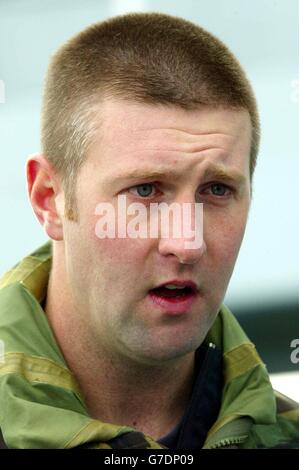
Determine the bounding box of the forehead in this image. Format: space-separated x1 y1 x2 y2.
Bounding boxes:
86 98 252 180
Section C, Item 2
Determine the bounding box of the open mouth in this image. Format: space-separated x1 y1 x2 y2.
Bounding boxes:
147 282 198 314
149 285 194 299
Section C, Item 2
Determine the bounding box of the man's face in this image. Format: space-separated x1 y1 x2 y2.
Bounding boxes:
60 99 251 365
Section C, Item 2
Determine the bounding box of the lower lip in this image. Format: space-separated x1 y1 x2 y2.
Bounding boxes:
147 290 198 315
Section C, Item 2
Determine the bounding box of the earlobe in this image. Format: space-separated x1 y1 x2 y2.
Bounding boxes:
44 212 64 241
26 155 64 241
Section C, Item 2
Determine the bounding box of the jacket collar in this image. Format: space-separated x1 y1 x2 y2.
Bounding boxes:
0 242 276 448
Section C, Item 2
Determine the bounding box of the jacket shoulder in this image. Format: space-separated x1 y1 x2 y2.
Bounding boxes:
242 390 299 448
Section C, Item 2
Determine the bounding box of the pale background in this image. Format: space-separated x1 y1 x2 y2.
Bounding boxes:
0 0 298 398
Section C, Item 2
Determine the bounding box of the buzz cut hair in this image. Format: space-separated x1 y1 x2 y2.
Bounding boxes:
41 12 260 219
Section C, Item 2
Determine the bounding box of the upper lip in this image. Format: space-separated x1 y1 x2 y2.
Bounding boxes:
152 280 199 293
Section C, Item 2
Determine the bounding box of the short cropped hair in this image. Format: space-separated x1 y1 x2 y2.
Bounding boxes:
41 12 260 219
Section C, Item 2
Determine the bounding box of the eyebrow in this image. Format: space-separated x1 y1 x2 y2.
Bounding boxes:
202 165 247 186
112 164 247 186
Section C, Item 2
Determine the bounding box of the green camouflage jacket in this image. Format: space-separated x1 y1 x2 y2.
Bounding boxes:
0 243 298 449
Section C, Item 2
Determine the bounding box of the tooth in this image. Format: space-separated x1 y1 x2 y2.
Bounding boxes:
164 284 186 289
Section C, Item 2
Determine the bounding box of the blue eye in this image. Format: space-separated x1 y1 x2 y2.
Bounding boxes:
130 183 156 198
210 183 230 196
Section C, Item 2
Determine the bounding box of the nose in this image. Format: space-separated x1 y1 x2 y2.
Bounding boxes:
158 236 207 264
157 200 207 265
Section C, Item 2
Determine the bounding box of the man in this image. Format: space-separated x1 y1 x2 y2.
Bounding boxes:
0 12 298 449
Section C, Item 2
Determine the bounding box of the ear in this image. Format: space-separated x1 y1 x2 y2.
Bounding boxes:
26 154 64 241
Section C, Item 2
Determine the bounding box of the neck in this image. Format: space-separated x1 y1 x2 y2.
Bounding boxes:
75 351 195 439
45 244 195 440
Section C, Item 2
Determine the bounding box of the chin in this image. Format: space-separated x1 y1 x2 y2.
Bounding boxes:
128 337 202 366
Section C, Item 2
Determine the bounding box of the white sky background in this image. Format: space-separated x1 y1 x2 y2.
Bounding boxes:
0 0 298 308
270 372 299 402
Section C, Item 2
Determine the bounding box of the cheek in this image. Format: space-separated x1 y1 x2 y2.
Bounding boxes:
220 227 245 266
90 229 152 284
206 211 248 272
90 237 153 309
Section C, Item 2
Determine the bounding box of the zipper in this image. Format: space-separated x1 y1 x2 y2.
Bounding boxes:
207 435 248 449
203 417 252 449
176 342 219 449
